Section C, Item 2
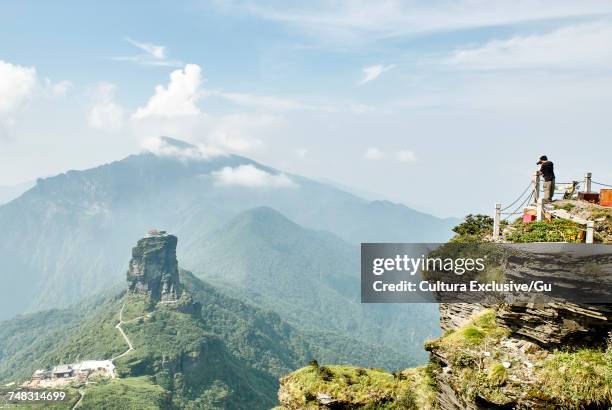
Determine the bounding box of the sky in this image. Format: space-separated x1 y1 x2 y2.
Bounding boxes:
1 0 611 217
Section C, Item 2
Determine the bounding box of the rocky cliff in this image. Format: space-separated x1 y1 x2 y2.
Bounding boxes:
276 203 612 409
426 303 611 409
277 303 610 410
127 231 182 302
424 205 612 409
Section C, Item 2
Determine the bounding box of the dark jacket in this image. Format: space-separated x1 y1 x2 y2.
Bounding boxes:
540 161 555 181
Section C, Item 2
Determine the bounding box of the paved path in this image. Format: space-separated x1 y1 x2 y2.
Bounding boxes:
71 390 84 409
60 304 141 406
110 304 143 362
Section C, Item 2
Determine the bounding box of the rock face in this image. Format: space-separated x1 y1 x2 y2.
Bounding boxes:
439 303 486 331
127 231 181 302
497 302 612 345
428 302 612 409
424 243 612 409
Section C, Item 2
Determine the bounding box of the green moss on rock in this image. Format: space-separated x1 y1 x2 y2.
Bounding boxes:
427 309 612 408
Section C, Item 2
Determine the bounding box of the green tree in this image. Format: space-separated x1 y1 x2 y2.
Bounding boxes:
452 214 494 238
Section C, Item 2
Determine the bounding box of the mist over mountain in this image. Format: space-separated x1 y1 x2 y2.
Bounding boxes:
0 180 35 205
0 237 402 408
182 206 440 363
0 137 457 320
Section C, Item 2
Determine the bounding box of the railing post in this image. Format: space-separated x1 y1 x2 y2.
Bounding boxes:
536 198 544 221
584 172 592 193
531 171 541 205
586 221 594 244
493 203 501 240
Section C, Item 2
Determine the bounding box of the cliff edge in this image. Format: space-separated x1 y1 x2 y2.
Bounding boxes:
277 200 612 409
127 231 182 302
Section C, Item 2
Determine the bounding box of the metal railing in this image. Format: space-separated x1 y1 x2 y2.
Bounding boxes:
492 171 609 243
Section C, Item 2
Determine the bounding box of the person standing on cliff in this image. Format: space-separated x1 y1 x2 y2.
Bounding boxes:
537 155 555 201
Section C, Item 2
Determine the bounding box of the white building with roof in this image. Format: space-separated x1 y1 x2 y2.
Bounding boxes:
72 360 115 378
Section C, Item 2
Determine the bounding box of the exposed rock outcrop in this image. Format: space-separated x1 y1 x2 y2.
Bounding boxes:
276 203 612 409
439 303 486 331
127 231 182 302
428 302 612 409
497 302 612 345
425 207 612 409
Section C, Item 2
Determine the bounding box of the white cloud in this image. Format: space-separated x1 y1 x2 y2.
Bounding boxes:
365 147 417 162
359 64 395 85
133 64 203 119
210 113 280 153
347 103 372 114
217 1 612 44
127 38 166 59
45 79 72 97
142 136 224 159
112 37 182 67
0 60 37 114
396 149 417 163
214 132 261 152
364 147 386 160
213 90 307 111
212 164 297 188
132 112 282 155
295 147 308 158
213 90 380 114
88 82 125 130
447 21 612 70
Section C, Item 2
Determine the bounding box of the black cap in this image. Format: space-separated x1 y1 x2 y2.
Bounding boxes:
537 155 548 165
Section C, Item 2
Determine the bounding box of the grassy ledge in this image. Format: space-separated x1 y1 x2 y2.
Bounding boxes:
426 309 612 407
278 363 437 409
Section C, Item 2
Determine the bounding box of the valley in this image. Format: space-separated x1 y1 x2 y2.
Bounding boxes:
0 228 413 408
0 139 454 369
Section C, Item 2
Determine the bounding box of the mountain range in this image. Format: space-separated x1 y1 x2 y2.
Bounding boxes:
0 180 34 206
0 233 406 409
0 137 457 321
0 136 459 384
181 206 441 361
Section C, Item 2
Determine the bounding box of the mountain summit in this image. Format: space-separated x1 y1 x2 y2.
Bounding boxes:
157 136 198 150
127 231 181 302
0 137 457 321
0 232 400 408
182 206 440 365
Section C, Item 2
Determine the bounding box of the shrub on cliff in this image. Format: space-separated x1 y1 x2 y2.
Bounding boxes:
450 214 508 242
453 214 493 236
506 219 583 243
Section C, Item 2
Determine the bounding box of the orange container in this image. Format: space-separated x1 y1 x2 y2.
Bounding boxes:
601 189 612 207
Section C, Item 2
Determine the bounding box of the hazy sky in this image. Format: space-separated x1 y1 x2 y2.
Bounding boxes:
1 1 611 217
